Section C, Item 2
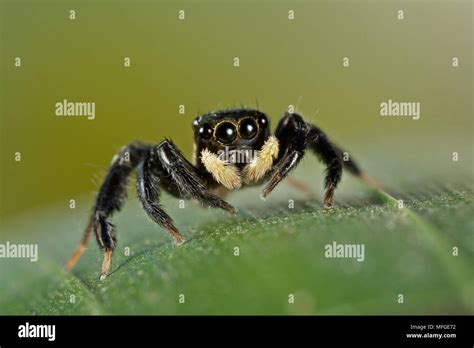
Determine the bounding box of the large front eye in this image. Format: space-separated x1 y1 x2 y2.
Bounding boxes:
239 118 258 139
215 122 237 143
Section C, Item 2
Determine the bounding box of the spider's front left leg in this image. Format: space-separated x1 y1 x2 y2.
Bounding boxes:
136 139 236 247
261 112 309 199
262 112 345 208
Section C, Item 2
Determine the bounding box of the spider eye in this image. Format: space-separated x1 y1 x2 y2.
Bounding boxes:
239 118 258 140
257 114 268 128
215 122 237 144
198 123 213 140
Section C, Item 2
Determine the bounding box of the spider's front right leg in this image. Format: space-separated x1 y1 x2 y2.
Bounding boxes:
136 139 236 245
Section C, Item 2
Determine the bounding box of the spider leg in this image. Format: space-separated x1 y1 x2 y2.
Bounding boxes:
136 140 236 253
136 160 186 247
66 142 150 279
328 141 383 191
261 113 308 199
151 140 236 214
68 140 235 280
263 112 374 208
306 122 384 204
305 123 343 208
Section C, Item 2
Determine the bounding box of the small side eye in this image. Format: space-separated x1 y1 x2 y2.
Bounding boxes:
257 114 268 128
198 124 213 139
215 122 237 144
239 118 258 140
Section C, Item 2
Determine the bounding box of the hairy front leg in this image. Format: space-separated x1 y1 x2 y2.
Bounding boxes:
136 139 237 244
263 112 344 208
261 113 308 199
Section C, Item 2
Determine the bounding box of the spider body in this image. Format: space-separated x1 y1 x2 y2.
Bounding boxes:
66 108 375 280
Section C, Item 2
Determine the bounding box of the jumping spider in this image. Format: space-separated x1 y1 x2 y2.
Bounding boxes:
66 109 378 279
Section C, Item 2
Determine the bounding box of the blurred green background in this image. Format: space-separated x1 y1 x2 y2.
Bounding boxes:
1 0 472 218
0 0 472 315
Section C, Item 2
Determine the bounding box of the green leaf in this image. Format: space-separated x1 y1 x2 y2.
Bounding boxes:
1 171 473 315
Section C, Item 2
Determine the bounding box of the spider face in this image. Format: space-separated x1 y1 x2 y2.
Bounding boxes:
193 109 270 155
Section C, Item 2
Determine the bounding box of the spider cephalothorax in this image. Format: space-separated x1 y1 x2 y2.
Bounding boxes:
193 109 277 190
66 108 378 280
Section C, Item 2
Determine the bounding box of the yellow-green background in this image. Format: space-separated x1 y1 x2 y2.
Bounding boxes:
1 0 472 222
0 0 473 316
